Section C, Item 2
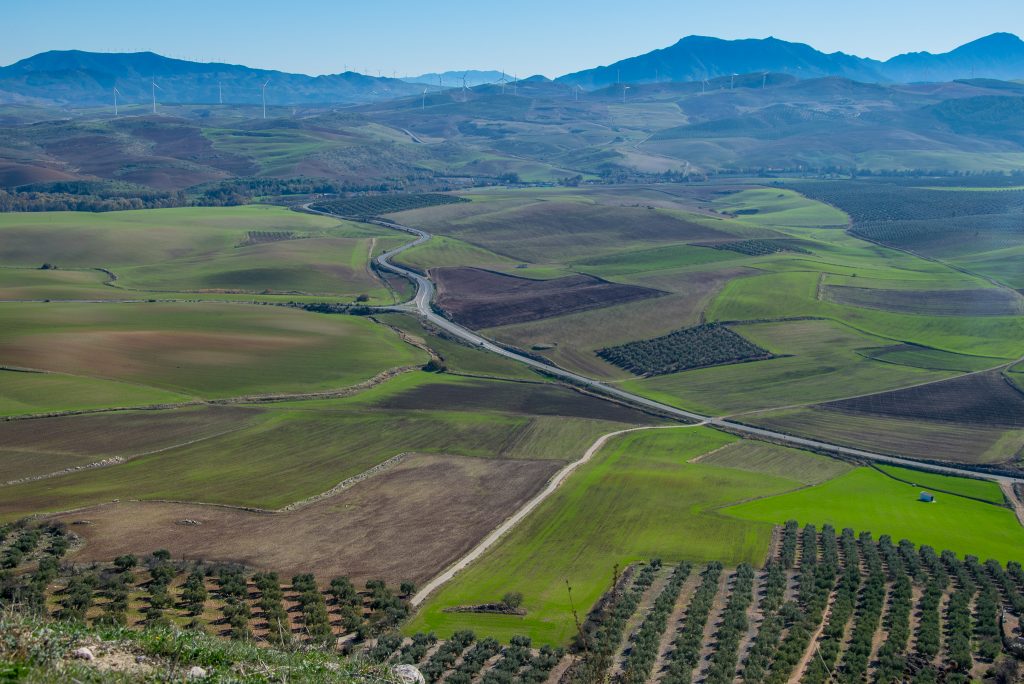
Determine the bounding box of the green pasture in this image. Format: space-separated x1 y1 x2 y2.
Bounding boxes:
748 407 1024 466
707 270 1024 359
697 441 852 485
0 302 425 400
204 128 336 175
623 319 953 415
872 465 1006 505
0 369 189 418
0 206 398 301
574 243 744 278
372 313 544 382
409 427 802 645
0 371 641 520
115 237 399 299
395 236 521 272
857 345 1006 373
710 188 850 228
0 268 122 301
726 466 1024 564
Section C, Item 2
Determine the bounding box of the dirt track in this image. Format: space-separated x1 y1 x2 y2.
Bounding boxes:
410 425 698 606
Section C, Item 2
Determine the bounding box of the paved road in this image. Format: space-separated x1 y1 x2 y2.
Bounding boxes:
304 205 1024 486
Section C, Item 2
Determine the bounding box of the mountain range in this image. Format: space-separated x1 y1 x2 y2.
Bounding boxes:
1 33 1023 108
403 71 508 88
0 51 424 107
557 33 1024 88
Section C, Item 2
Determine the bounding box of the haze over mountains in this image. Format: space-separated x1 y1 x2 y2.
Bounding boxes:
557 33 1024 88
403 71 508 88
0 51 424 107
2 33 1024 108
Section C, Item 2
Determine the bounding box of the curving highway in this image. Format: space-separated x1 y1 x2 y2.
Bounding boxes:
305 205 1024 486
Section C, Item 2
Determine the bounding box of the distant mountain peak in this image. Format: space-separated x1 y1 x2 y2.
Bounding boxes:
557 33 1024 88
0 50 424 107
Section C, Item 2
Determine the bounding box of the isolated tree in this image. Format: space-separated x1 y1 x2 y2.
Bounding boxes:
400 581 416 597
114 554 137 572
502 592 524 610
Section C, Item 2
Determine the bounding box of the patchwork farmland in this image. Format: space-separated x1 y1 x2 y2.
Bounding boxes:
1 179 1023 684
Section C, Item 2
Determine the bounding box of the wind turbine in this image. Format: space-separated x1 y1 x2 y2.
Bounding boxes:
762 72 768 89
113 86 121 116
461 72 468 102
422 88 427 110
499 70 507 94
622 85 631 104
512 73 517 96
730 73 737 90
150 78 161 114
261 79 270 119
574 84 583 102
218 80 223 104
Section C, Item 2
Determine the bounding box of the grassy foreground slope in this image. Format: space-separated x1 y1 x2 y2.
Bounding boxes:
0 609 399 683
410 427 808 644
726 465 1024 563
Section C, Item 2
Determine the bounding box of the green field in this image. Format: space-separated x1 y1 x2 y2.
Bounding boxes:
873 465 1006 505
624 319 954 415
710 188 850 229
857 344 1006 372
696 441 853 485
0 369 190 418
0 371 653 520
0 267 124 300
726 466 1024 564
409 427 804 644
395 236 521 272
373 313 545 382
747 406 1024 465
574 243 743 278
0 206 401 303
707 270 1024 359
0 302 426 400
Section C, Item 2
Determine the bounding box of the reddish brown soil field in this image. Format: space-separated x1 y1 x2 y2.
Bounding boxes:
111 119 258 176
432 267 664 328
822 285 1022 316
56 453 564 585
822 370 1024 428
378 377 663 423
0 160 79 186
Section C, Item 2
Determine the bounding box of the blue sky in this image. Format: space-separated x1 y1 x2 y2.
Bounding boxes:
5 0 1023 77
